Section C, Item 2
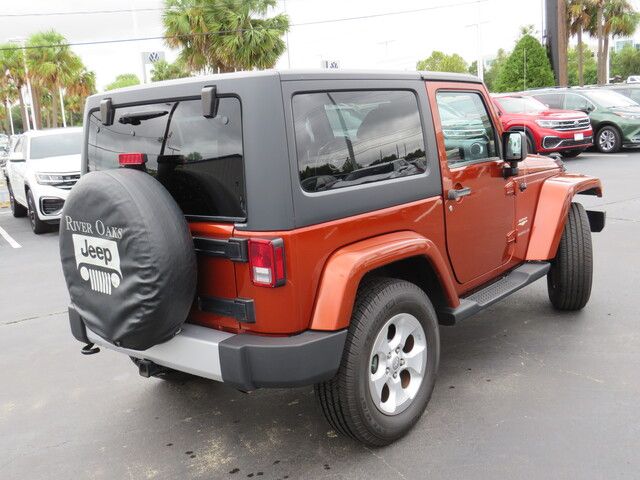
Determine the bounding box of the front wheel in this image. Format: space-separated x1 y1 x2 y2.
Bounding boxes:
547 202 593 310
596 126 622 153
315 278 439 446
26 189 50 234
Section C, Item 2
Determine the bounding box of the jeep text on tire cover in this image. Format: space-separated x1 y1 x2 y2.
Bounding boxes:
60 70 604 446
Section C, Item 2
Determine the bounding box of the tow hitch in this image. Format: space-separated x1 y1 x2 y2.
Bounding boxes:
135 358 169 378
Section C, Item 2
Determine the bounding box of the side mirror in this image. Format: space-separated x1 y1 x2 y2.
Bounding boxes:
201 85 219 118
503 131 528 162
9 153 25 163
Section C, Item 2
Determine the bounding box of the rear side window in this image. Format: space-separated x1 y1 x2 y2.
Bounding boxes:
532 93 564 109
292 90 427 193
564 93 593 111
87 97 245 219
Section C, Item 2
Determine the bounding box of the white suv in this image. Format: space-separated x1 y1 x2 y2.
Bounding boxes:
5 128 82 234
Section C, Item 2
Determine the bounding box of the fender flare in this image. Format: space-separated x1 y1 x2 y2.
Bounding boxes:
309 231 459 331
525 174 602 261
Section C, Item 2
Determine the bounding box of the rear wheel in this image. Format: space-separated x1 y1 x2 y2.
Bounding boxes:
26 189 50 234
7 180 27 218
547 202 593 310
596 126 621 153
315 278 439 446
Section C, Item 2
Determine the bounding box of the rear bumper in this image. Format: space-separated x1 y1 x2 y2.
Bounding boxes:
69 306 346 391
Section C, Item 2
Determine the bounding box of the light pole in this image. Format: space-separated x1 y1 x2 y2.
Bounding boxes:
59 87 67 128
6 97 15 135
8 37 37 131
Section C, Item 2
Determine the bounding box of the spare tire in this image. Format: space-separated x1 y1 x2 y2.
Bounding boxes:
59 169 197 350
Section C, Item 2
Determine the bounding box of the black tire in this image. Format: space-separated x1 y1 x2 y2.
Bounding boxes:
59 169 197 350
26 189 50 234
547 202 593 310
315 278 440 446
525 132 536 154
129 357 193 382
7 180 27 218
596 125 622 153
560 149 584 158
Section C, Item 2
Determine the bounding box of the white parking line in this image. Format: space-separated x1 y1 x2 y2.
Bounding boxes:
0 226 21 248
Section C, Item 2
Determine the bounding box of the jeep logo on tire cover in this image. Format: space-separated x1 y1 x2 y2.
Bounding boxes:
72 234 122 295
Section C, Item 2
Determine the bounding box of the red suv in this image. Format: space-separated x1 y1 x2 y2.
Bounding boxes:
492 94 593 158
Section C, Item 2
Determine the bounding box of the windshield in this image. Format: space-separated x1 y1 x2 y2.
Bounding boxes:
30 132 82 160
495 96 547 113
583 89 638 108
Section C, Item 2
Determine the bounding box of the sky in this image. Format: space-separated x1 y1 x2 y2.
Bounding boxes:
1 0 639 91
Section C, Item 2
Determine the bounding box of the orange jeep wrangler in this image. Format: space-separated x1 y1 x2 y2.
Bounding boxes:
60 70 604 446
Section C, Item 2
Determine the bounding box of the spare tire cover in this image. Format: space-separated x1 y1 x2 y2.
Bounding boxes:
59 169 197 350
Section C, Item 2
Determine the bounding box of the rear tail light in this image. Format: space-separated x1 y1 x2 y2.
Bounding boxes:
118 152 147 166
248 238 286 287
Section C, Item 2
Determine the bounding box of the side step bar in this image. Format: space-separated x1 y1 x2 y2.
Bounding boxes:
438 262 551 325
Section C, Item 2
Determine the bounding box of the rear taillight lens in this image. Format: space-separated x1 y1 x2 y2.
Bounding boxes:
118 152 147 166
248 238 286 287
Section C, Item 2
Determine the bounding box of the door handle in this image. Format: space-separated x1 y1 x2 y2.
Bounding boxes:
447 186 472 200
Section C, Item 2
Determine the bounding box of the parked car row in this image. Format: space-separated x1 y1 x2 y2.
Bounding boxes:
3 127 82 234
492 83 640 156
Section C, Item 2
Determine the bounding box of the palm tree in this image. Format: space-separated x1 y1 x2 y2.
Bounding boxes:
0 72 18 133
590 0 639 84
26 30 82 128
0 44 30 130
65 67 96 125
568 0 596 86
163 0 289 73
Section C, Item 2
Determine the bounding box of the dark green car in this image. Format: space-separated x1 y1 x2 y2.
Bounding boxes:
601 83 640 104
525 87 640 153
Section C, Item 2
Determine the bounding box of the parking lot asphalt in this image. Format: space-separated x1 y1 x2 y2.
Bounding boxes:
1 152 640 480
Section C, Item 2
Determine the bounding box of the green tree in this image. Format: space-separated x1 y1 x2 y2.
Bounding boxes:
591 0 639 84
26 30 83 128
468 60 478 76
484 48 508 92
0 62 19 133
416 51 468 73
105 73 141 91
163 0 289 73
610 44 640 79
568 0 597 86
568 45 598 85
151 59 191 81
495 33 555 92
66 68 96 125
0 44 30 130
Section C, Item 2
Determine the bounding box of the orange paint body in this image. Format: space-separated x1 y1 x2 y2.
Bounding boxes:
187 80 602 336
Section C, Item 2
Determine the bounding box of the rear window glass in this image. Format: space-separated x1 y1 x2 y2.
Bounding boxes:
292 90 427 193
87 97 245 219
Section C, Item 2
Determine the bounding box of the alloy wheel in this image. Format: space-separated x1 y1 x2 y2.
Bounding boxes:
368 313 427 415
599 130 616 152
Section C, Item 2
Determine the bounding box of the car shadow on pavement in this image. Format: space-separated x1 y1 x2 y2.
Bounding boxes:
91 287 576 479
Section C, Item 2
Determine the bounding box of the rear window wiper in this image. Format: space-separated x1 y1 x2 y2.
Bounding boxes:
118 110 169 125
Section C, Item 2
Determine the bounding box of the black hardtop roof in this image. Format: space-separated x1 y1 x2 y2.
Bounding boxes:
86 69 481 108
